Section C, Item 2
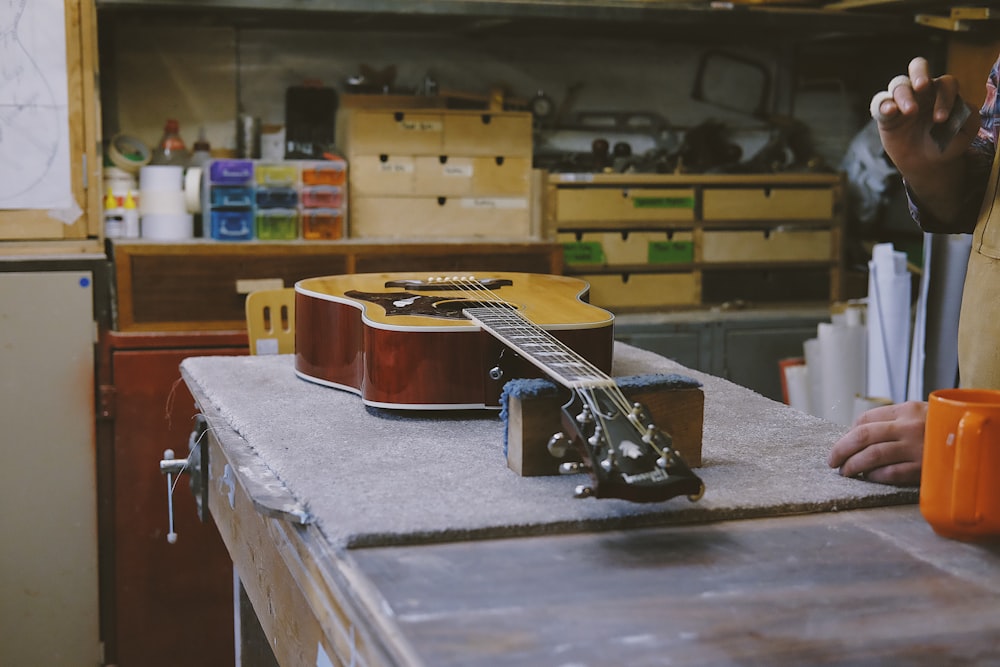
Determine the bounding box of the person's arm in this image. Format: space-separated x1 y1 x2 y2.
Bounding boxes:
829 56 1000 487
874 56 997 234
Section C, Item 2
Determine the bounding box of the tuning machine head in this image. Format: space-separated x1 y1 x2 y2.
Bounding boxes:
558 461 588 475
547 432 570 458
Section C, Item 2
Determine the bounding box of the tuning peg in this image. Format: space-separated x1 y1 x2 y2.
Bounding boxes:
656 454 673 469
559 461 587 475
574 485 595 499
575 405 593 425
587 425 604 447
547 432 570 458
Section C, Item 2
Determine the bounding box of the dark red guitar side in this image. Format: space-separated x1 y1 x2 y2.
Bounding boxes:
294 272 614 409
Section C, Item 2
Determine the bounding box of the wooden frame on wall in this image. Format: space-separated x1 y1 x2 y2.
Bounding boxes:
0 0 102 252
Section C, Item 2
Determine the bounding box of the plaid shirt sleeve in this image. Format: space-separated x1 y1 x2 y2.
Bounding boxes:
907 55 1000 234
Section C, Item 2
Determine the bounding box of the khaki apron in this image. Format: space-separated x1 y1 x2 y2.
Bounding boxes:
957 146 1000 388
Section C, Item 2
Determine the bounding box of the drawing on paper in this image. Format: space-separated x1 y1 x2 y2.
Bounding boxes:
0 0 73 210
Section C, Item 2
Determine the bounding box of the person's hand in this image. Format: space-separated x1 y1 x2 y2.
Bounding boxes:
871 57 978 175
828 401 928 486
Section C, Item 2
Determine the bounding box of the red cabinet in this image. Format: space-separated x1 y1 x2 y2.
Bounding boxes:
99 331 247 667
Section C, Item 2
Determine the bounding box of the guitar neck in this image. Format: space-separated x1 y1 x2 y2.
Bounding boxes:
464 307 615 390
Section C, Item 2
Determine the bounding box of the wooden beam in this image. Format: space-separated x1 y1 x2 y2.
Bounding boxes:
915 13 972 31
821 0 912 11
952 6 1000 21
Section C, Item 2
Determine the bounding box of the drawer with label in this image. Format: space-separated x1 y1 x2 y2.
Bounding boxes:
702 187 834 221
554 187 696 224
702 228 832 263
350 196 531 239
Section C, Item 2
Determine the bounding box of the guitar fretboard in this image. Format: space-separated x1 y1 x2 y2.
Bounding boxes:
464 306 615 390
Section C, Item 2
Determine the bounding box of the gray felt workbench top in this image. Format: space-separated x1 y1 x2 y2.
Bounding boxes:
180 342 916 549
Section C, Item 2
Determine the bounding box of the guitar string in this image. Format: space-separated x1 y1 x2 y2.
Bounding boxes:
443 275 670 461
448 276 666 460
450 275 612 387
449 275 629 409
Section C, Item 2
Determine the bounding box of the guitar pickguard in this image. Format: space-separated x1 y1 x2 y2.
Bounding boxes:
345 290 469 320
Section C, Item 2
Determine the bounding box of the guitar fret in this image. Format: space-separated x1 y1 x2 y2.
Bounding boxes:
464 306 612 388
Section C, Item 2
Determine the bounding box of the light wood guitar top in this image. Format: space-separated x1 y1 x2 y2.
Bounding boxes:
295 272 614 331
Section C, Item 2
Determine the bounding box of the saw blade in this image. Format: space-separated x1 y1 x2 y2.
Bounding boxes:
930 99 971 152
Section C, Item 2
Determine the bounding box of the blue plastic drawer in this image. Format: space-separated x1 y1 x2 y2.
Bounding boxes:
210 209 254 240
210 185 255 208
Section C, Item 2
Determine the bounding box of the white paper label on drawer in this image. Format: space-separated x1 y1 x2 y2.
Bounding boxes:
235 277 285 294
556 173 595 183
443 164 474 177
399 119 443 132
460 197 528 209
377 161 414 174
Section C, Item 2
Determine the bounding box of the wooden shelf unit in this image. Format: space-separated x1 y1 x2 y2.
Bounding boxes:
545 172 846 311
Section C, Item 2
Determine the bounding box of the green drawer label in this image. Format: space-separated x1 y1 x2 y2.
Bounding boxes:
648 240 694 264
562 241 605 264
632 196 695 209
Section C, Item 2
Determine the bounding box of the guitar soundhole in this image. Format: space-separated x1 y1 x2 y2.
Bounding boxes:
385 278 513 292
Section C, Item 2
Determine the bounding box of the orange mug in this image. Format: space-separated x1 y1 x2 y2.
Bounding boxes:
920 388 1000 541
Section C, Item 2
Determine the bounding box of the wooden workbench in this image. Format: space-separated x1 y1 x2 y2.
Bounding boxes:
181 350 1000 667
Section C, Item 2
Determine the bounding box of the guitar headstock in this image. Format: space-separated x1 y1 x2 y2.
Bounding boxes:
549 389 704 503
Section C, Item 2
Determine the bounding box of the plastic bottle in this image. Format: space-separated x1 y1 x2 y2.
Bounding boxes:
151 118 190 167
122 190 140 238
104 187 124 239
189 126 212 168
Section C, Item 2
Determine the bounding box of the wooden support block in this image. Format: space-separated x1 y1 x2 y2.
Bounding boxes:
506 384 704 477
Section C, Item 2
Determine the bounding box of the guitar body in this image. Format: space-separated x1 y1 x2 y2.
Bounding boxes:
294 272 615 409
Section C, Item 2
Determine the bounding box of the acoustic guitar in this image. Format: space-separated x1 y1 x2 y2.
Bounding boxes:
294 271 703 503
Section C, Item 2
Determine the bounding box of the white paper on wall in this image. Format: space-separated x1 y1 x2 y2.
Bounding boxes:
0 0 73 210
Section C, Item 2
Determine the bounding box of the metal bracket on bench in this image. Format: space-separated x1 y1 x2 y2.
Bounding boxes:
159 414 210 543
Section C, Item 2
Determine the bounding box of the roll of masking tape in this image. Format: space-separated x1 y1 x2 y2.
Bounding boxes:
184 167 203 214
108 134 152 174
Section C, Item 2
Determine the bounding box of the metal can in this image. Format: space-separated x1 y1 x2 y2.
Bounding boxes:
236 113 261 159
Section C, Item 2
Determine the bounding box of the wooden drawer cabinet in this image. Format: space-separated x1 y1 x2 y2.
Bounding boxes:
337 106 535 239
111 239 562 331
546 173 845 311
